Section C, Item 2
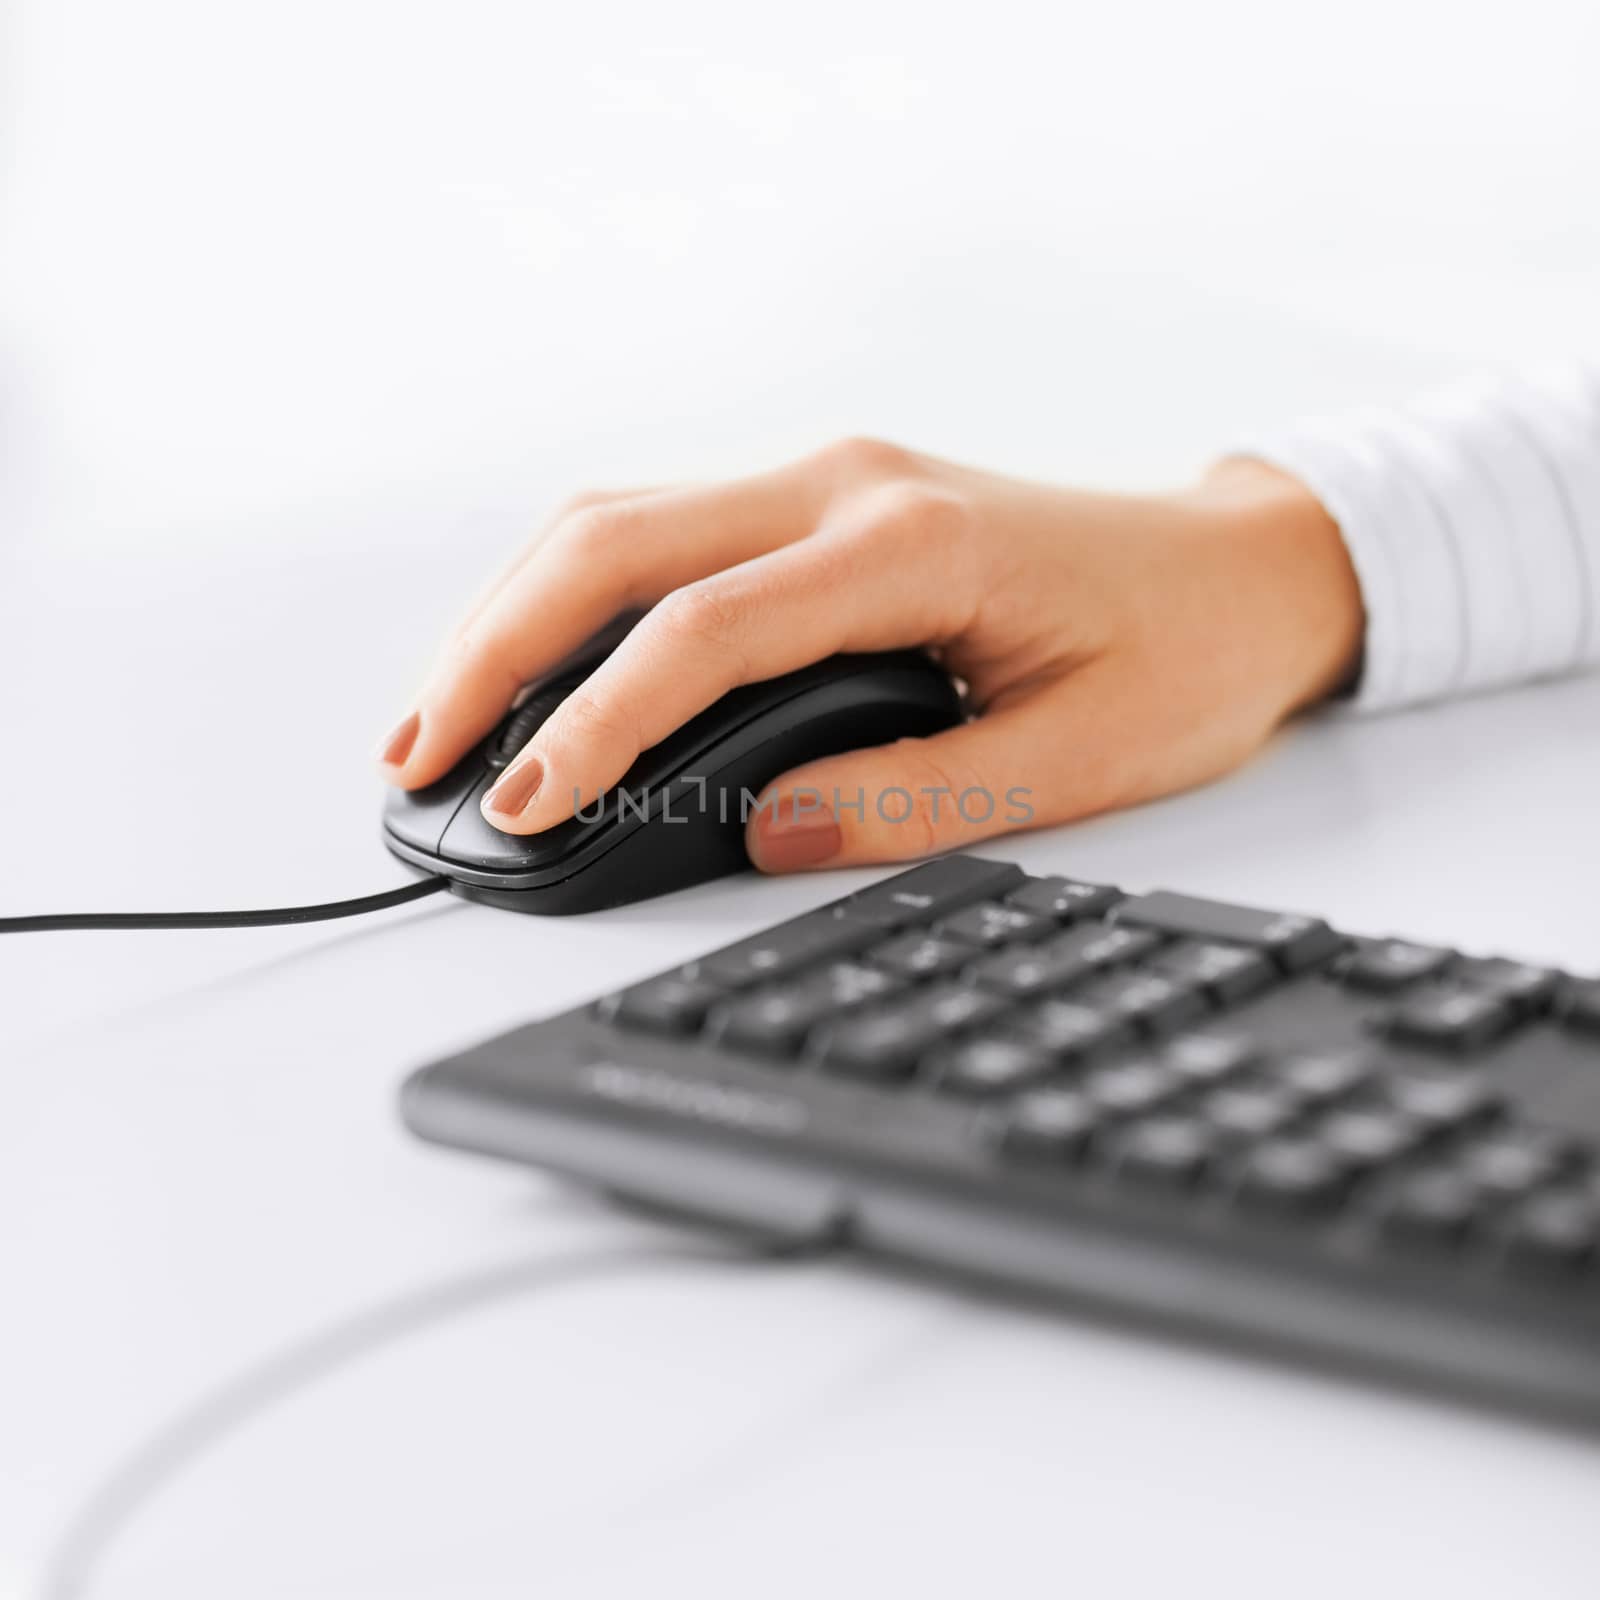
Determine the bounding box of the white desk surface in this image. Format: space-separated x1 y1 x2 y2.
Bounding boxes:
5 507 1600 1600
6 5 1600 1588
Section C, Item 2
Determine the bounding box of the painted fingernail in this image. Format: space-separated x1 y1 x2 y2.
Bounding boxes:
483 755 545 819
750 796 842 872
377 711 420 768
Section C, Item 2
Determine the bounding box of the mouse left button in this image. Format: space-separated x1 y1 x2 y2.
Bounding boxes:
383 773 476 857
438 772 583 870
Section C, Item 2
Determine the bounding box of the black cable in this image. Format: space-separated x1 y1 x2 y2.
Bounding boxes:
0 875 450 934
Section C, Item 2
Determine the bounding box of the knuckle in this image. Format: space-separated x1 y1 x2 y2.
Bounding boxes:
446 626 482 665
550 502 630 562
813 434 916 480
859 485 976 627
444 624 519 692
654 580 745 654
551 687 634 754
885 739 991 856
870 482 971 548
551 488 612 520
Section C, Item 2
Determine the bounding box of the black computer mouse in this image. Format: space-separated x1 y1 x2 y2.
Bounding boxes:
382 622 964 914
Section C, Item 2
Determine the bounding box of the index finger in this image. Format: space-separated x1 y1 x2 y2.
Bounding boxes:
379 467 823 789
478 482 974 833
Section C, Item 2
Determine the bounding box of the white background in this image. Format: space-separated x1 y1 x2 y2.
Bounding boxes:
4 3 1600 1597
8 0 1600 551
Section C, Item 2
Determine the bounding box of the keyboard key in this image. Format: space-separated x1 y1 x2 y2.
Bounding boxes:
1315 1108 1424 1169
966 940 1102 998
999 1088 1100 1161
1076 971 1208 1036
816 983 1011 1079
813 1014 934 1080
1383 1170 1482 1249
1385 987 1515 1053
1236 1139 1353 1215
1559 978 1600 1038
966 922 1159 1004
699 910 878 988
1114 1115 1218 1187
1163 1029 1260 1084
930 1037 1057 1098
1385 1072 1502 1132
1202 1083 1301 1143
1271 1048 1373 1105
1343 938 1453 992
710 962 904 1056
1006 997 1133 1061
1502 1192 1599 1276
602 972 728 1035
867 931 974 980
913 983 1013 1031
1083 1059 1185 1116
1039 920 1162 976
834 856 1026 930
1148 940 1276 1004
1453 956 1560 1015
1004 875 1121 922
1456 1130 1571 1199
1111 891 1344 972
937 900 1055 948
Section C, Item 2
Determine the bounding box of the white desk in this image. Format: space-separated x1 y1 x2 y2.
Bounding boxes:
5 519 1600 1600
6 2 1600 1585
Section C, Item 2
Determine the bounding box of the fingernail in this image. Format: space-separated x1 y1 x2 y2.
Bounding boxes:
483 754 545 819
377 711 420 768
750 796 842 872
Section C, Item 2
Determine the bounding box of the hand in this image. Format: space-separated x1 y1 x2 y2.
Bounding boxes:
376 439 1362 872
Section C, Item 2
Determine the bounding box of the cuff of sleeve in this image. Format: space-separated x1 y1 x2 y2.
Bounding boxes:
1233 419 1463 713
1235 365 1600 716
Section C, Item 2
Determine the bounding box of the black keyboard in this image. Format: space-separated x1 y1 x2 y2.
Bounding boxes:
402 855 1600 1424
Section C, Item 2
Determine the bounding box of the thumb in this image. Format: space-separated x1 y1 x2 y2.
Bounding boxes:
744 686 1121 873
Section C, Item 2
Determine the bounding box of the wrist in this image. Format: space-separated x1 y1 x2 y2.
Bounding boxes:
1184 457 1366 713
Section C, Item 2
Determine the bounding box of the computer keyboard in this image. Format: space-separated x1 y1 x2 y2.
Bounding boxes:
402 855 1600 1423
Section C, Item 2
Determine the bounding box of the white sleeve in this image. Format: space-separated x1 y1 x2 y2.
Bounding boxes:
1236 365 1600 712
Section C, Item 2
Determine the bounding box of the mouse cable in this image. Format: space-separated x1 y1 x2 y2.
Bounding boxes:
0 875 450 934
40 1228 841 1600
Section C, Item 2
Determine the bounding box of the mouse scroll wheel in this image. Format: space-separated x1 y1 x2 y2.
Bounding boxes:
489 688 566 768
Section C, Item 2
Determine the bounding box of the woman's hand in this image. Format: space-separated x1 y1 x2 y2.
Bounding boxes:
376 440 1362 872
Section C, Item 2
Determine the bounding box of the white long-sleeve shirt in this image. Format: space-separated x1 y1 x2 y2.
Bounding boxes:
1240 366 1600 712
